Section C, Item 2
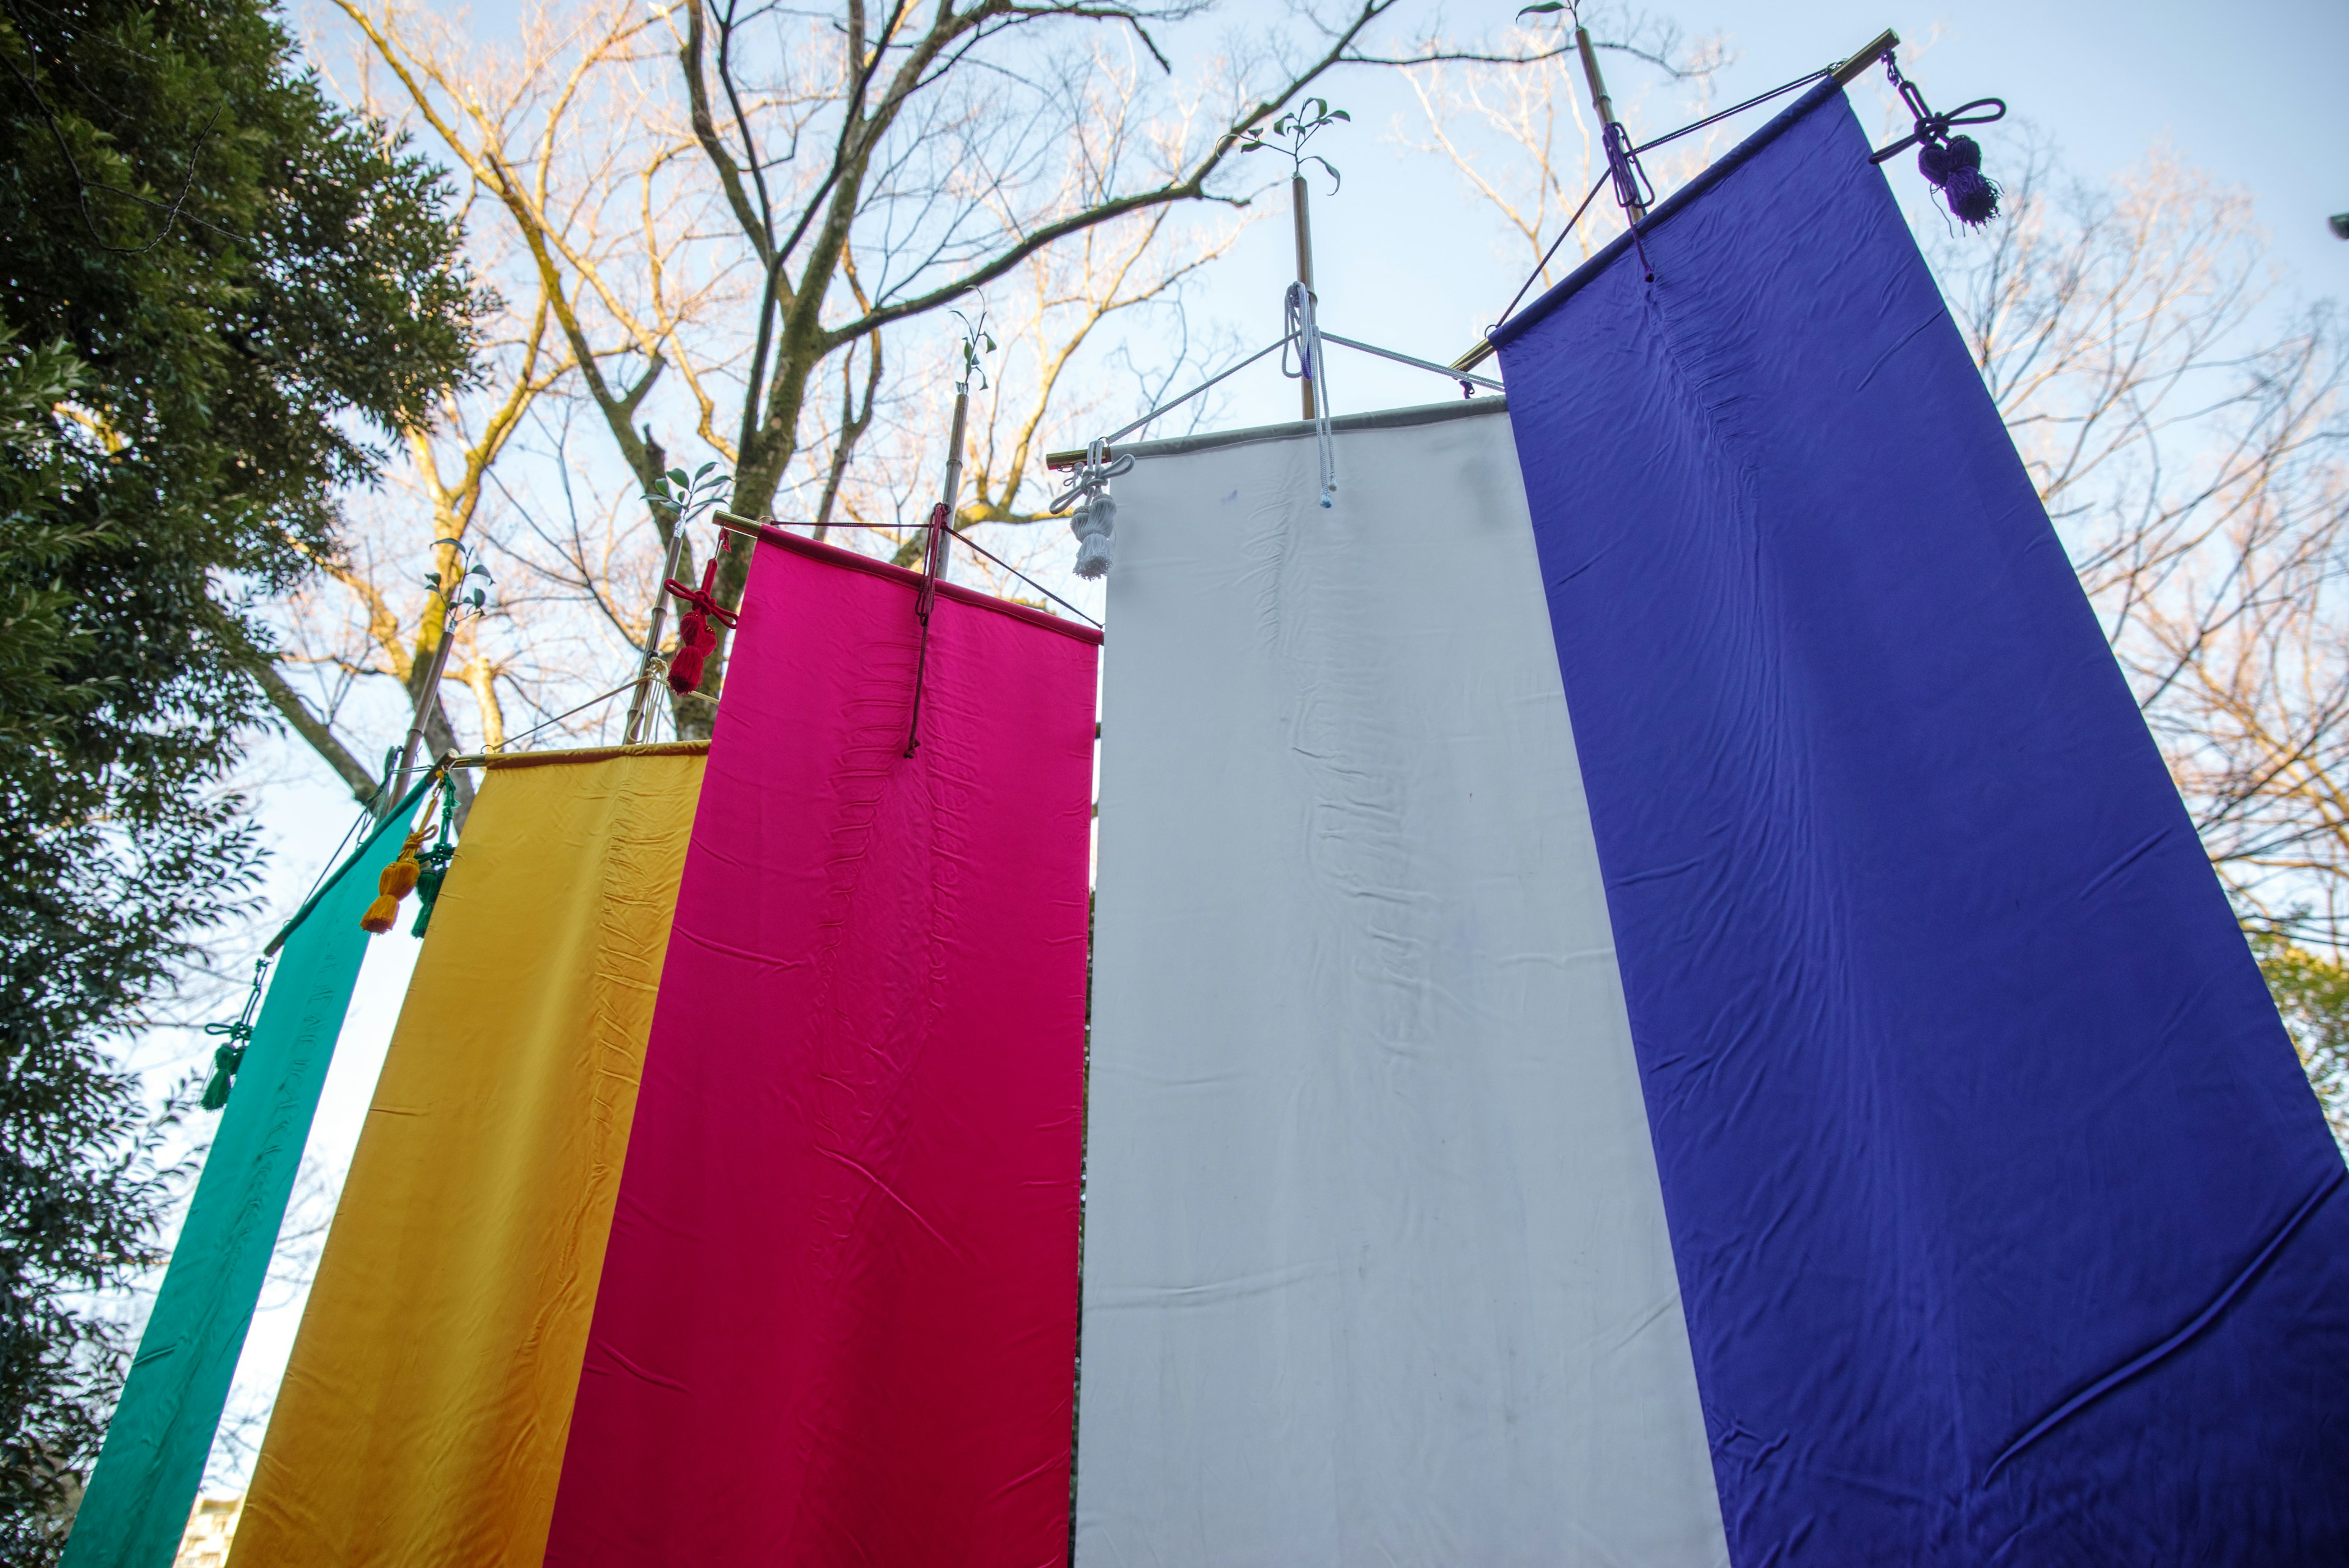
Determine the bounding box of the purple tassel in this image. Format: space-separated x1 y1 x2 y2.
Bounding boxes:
1916 133 2000 227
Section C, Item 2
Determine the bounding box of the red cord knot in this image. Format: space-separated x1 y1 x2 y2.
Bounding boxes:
662 557 740 695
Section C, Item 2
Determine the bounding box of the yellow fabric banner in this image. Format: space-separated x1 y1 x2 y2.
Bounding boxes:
229 746 705 1568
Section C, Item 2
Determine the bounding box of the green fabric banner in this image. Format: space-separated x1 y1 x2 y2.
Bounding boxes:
64 785 431 1568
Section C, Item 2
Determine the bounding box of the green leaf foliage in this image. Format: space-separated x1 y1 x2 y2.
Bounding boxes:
0 0 480 1555
2251 933 2349 1155
1229 96 1348 193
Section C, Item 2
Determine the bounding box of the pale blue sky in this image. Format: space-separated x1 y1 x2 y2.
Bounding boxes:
1201 0 2345 427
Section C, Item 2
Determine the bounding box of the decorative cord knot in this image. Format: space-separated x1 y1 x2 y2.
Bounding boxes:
1050 437 1136 579
1872 53 2006 227
661 557 740 696
200 957 271 1110
407 787 459 938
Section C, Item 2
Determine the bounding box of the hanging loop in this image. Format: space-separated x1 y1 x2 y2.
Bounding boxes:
1599 121 1660 283
1282 283 1337 509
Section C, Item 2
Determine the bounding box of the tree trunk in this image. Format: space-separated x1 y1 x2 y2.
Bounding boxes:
675 346 819 738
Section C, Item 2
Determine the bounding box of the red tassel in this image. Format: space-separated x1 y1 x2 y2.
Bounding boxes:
667 609 711 694
661 560 738 698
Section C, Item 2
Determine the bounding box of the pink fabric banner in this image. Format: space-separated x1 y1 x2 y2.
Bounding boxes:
545 532 1100 1567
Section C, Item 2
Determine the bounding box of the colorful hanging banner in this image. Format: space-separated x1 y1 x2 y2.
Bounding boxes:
65 781 435 1568
225 746 705 1568
1074 400 1727 1565
544 533 1100 1567
1491 82 2349 1563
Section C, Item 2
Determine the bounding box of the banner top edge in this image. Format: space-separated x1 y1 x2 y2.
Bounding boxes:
1488 79 1847 351
754 526 1104 647
471 740 711 771
1115 395 1509 467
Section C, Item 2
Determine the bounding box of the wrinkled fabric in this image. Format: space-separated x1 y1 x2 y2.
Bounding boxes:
226 749 705 1568
544 533 1099 1568
65 785 434 1568
1493 82 2349 1565
1077 402 1727 1567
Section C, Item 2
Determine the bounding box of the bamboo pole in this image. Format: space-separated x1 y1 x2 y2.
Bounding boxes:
620 519 689 745
1831 29 1900 87
933 381 971 581
1575 26 1644 223
390 608 459 807
1293 173 1318 420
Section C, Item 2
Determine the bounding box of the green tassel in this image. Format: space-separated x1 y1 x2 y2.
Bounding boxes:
199 956 271 1112
409 864 449 937
199 1046 244 1111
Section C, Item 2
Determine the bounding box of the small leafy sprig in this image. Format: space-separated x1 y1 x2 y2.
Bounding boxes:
423 538 493 621
1229 96 1350 191
643 460 732 529
952 307 996 392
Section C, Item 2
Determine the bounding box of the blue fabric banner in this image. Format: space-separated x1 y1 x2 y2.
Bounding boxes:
1493 83 2349 1564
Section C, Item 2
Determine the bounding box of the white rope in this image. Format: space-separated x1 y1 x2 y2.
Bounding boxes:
1283 282 1336 508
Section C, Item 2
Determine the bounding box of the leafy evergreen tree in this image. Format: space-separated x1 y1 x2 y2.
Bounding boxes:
2251 934 2349 1153
0 0 478 1553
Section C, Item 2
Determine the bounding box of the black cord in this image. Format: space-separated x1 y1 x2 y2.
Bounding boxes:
943 529 1105 630
1494 174 1609 329
1633 69 1830 155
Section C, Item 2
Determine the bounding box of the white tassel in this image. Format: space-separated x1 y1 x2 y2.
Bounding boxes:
1071 492 1116 579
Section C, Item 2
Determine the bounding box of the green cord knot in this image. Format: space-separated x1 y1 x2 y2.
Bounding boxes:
407 790 461 938
199 957 271 1111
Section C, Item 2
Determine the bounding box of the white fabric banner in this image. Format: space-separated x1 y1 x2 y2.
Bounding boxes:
1077 400 1727 1566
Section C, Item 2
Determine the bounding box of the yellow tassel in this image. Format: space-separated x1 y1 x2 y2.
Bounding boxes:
360 830 430 935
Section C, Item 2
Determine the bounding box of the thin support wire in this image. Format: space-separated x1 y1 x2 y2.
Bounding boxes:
1494 174 1608 329
1322 332 1505 393
1095 334 1294 450
944 529 1105 630
1633 68 1830 155
495 672 663 754
711 514 1105 631
1068 309 1505 478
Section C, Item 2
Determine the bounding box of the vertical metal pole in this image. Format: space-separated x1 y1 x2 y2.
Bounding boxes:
622 521 689 745
1576 26 1647 222
1291 173 1317 420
